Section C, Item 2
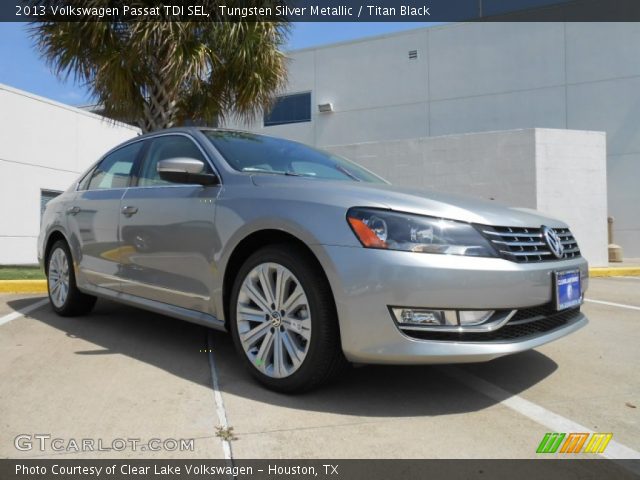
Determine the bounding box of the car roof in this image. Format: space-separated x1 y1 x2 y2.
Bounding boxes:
122 126 299 148
137 126 259 138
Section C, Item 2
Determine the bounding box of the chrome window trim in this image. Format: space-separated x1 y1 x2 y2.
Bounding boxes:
75 165 98 191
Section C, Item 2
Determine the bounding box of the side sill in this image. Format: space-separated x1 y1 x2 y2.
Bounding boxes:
80 284 226 332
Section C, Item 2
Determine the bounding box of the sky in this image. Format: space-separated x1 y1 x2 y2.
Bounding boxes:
0 22 438 106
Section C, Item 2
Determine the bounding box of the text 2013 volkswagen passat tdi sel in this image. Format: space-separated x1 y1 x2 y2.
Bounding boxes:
39 128 588 392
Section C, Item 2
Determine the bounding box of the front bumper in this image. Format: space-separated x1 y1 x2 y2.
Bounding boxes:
311 245 588 364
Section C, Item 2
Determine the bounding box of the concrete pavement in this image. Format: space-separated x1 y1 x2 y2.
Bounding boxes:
0 295 223 459
0 278 638 460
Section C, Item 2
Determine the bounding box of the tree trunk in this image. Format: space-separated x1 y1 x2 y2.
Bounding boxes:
140 72 179 133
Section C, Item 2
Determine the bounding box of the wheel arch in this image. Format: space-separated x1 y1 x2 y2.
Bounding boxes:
43 230 70 274
221 229 336 330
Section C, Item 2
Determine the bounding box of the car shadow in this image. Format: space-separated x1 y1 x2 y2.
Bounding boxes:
8 297 559 418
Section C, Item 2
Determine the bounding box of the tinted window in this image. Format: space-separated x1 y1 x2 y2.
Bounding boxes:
203 131 386 184
87 142 142 190
138 135 209 187
264 92 311 127
77 166 96 191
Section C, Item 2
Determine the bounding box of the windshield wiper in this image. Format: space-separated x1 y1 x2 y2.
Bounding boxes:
243 166 356 180
334 164 361 182
242 167 310 178
242 167 285 175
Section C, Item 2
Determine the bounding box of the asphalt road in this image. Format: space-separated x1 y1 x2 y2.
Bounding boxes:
0 278 638 460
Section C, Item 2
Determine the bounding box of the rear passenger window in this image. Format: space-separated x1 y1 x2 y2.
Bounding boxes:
87 142 142 190
77 167 96 191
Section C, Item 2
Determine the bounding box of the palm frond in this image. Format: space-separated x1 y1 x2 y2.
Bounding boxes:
30 1 289 132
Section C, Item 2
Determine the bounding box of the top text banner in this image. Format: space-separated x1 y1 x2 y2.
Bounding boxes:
5 0 640 22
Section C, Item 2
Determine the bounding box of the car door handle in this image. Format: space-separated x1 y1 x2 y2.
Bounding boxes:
66 206 81 215
121 205 138 217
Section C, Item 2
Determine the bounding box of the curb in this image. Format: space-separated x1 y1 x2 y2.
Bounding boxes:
589 267 640 278
0 280 47 294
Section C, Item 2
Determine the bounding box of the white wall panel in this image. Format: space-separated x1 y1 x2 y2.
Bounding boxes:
0 84 139 264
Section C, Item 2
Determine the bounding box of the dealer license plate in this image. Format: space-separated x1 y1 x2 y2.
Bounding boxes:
554 270 582 311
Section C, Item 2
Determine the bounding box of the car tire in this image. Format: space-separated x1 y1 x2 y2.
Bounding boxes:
229 244 348 393
47 240 97 317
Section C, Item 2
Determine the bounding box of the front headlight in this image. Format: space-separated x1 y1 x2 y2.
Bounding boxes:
346 207 498 257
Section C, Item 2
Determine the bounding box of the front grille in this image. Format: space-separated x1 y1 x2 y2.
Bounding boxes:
402 306 581 342
480 226 581 263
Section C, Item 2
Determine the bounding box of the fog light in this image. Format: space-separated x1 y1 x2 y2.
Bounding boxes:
392 308 457 326
458 310 495 326
392 307 496 329
401 309 441 325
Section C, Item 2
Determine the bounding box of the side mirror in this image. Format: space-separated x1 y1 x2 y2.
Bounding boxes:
157 158 219 186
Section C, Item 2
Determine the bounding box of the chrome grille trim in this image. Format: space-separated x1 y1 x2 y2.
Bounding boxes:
500 250 553 257
482 230 543 238
480 226 581 263
491 240 546 247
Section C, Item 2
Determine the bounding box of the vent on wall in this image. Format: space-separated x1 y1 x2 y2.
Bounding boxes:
408 50 418 59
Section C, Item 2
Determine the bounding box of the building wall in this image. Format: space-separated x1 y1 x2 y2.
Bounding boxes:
0 84 139 265
534 129 608 267
327 128 608 266
327 129 538 207
225 22 640 256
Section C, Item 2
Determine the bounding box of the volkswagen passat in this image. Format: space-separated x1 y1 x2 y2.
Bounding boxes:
38 128 588 392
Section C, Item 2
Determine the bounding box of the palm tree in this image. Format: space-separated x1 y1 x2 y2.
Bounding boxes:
30 2 289 132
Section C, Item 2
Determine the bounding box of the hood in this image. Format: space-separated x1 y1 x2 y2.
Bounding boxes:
250 175 566 228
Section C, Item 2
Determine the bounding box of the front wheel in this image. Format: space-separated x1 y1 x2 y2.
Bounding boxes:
229 245 347 392
47 240 96 316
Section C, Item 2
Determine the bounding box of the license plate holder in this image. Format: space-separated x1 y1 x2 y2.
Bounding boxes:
554 269 582 311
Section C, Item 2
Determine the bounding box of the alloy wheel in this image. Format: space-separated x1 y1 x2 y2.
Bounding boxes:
236 262 311 378
48 248 70 308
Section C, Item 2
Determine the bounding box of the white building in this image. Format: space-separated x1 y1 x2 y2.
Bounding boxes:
225 22 640 258
1 21 630 266
0 84 139 264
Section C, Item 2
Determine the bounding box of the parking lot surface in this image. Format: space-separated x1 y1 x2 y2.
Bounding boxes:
0 278 638 460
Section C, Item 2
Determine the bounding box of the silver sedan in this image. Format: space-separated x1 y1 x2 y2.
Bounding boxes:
38 128 588 392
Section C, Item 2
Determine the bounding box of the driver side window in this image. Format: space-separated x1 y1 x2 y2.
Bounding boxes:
138 136 210 187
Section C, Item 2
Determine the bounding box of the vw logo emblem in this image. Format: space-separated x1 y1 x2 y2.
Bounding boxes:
541 225 564 259
270 311 282 327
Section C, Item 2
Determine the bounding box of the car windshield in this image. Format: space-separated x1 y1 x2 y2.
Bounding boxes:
202 130 387 184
